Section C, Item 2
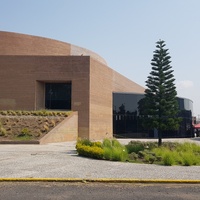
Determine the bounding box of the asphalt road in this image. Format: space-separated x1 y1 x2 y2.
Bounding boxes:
0 182 199 200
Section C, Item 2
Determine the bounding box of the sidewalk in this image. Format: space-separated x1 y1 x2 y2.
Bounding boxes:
0 138 200 182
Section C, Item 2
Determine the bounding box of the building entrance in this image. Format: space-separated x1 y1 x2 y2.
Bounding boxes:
45 83 71 110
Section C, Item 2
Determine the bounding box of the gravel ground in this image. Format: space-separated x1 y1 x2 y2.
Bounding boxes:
0 138 200 180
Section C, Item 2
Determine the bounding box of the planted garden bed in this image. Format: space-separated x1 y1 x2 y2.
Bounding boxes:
76 139 200 166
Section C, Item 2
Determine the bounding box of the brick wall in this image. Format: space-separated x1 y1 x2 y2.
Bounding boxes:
89 58 144 140
0 55 90 139
0 31 71 56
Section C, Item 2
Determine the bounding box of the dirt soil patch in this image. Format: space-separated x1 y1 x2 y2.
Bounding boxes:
0 115 66 142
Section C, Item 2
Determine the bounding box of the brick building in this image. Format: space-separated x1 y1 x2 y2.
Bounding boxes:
0 31 144 140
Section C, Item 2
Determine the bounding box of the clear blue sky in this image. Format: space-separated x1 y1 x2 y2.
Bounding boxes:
1 0 200 117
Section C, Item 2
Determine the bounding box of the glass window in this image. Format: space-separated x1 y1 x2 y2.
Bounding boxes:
113 92 193 138
45 82 71 110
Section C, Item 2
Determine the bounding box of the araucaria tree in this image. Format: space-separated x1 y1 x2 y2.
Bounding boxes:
139 40 180 146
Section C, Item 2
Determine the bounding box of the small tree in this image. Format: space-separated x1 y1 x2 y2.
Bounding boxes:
138 40 180 146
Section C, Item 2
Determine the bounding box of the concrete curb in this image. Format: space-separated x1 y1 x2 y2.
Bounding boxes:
0 141 39 144
0 178 200 184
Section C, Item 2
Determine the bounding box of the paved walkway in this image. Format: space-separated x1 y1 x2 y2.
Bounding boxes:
0 138 200 181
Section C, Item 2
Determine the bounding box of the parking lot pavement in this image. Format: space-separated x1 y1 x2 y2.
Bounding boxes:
0 138 199 180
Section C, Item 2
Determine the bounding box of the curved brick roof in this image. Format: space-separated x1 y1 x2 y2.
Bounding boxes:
0 31 107 65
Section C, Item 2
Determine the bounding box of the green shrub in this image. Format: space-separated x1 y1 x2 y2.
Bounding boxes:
144 154 156 164
93 141 102 148
0 122 7 136
76 139 104 159
0 111 8 115
112 147 128 162
138 151 147 159
125 141 144 154
156 156 162 162
21 111 29 115
152 147 165 157
42 125 49 132
49 120 56 127
62 112 69 117
128 152 138 161
18 128 30 137
0 109 70 117
181 151 199 166
162 142 179 151
173 151 183 165
16 128 32 140
103 146 128 162
153 146 179 165
145 142 158 150
76 143 104 159
190 143 200 154
102 139 128 161
125 141 158 154
162 151 175 166
112 139 122 148
148 155 156 164
15 110 22 116
110 148 121 161
176 142 200 156
77 138 92 146
76 139 128 162
152 143 200 166
103 147 113 160
102 138 112 148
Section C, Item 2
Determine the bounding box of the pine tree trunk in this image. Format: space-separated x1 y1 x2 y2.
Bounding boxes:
158 130 162 146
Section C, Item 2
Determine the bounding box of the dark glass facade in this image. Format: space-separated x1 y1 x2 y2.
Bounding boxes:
113 93 193 138
45 82 71 110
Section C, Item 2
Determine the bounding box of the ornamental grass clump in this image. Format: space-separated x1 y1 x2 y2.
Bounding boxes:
102 139 128 162
153 146 181 166
181 152 198 166
111 147 128 162
176 142 200 166
162 151 175 166
0 122 7 136
152 142 200 166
